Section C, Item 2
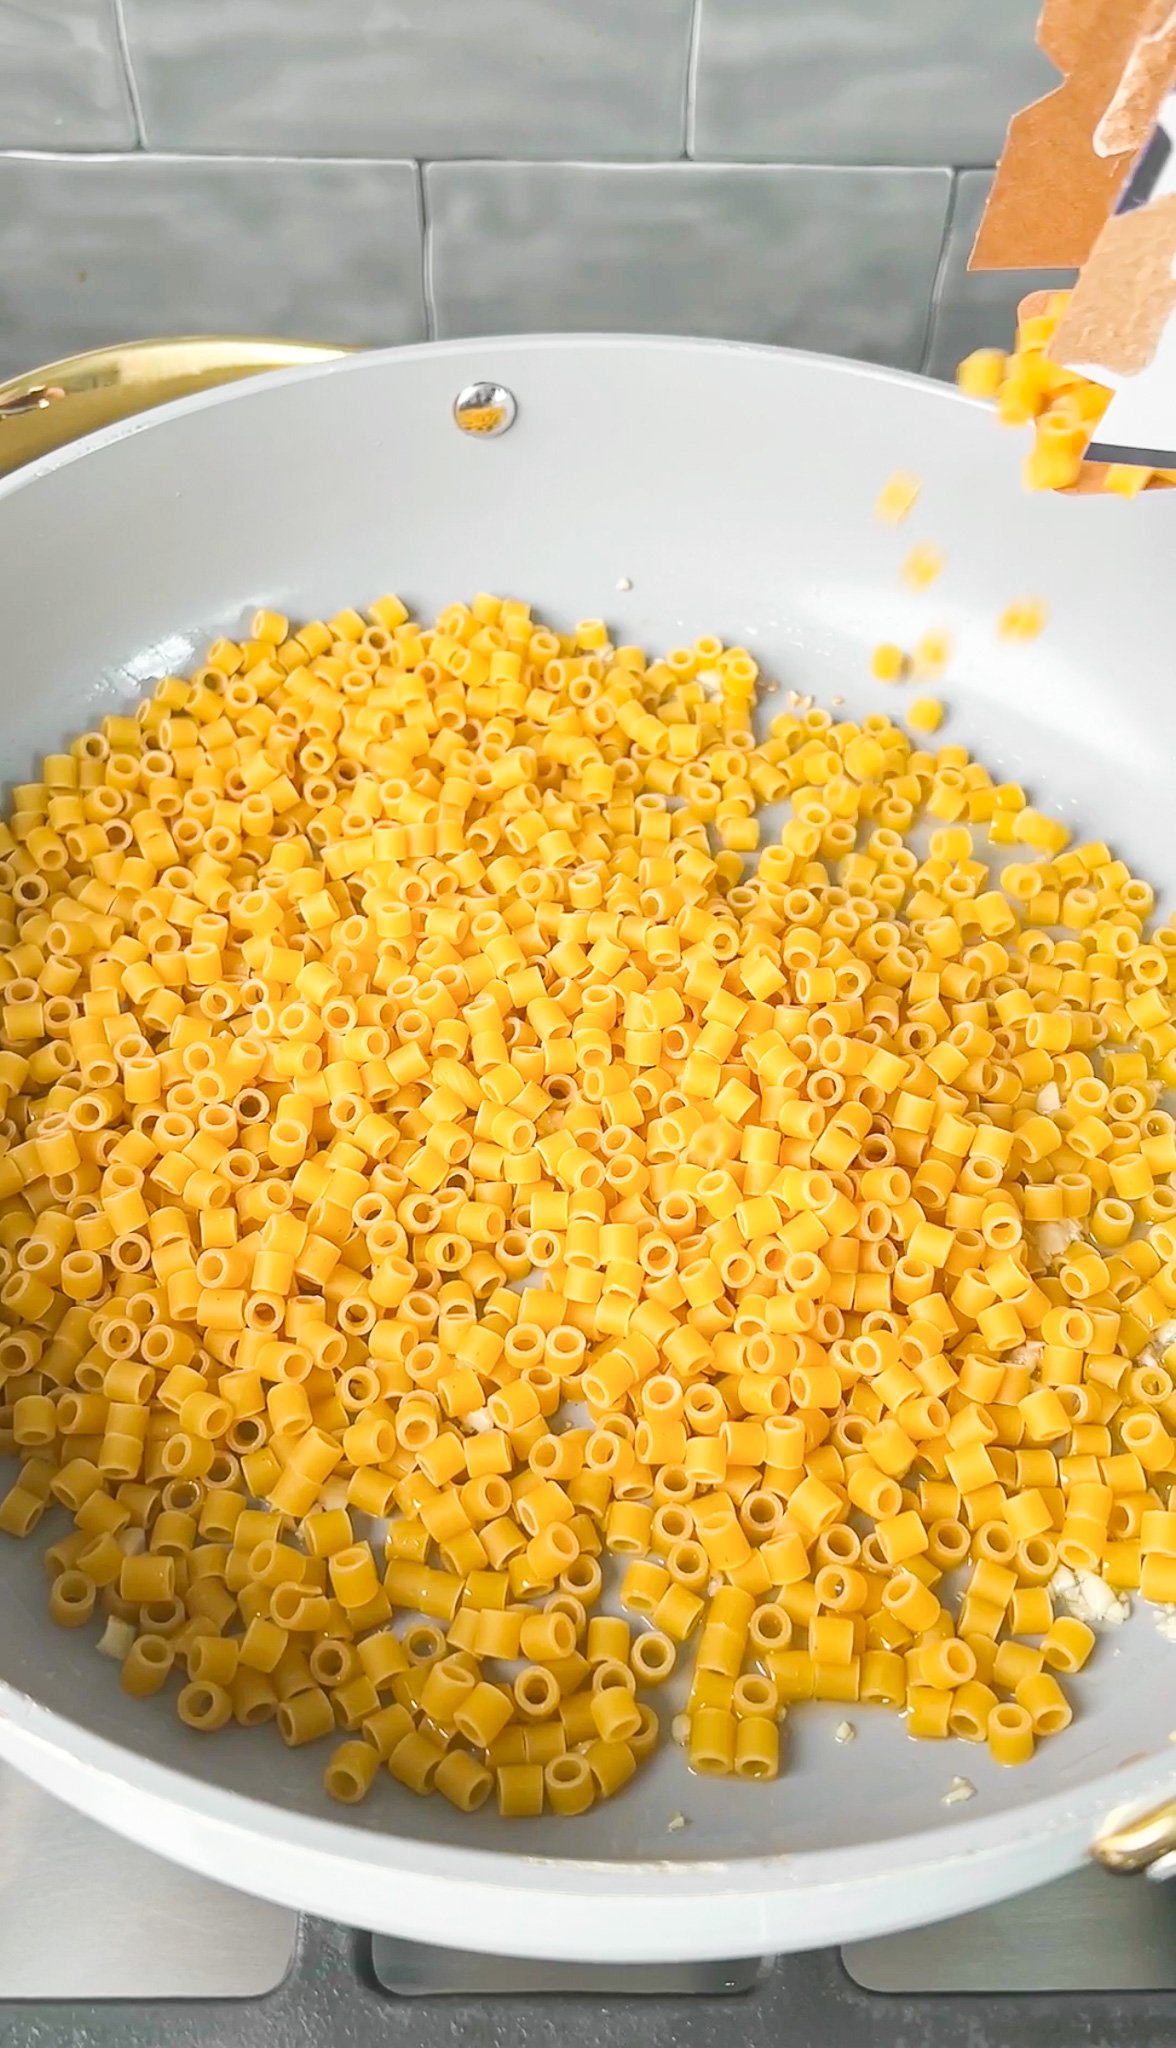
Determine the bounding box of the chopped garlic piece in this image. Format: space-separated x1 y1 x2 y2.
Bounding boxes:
1008 1341 1043 1372
466 1406 494 1433
1035 1081 1061 1114
671 1713 691 1747
695 668 724 698
616 575 632 591
1138 1322 1176 1374
96 1617 136 1661
1156 1609 1176 1643
1050 1565 1131 1626
834 1720 856 1744
941 1777 976 1806
1032 1218 1082 1265
667 1812 689 1832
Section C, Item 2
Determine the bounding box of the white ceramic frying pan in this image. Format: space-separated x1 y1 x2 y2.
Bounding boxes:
0 336 1174 1962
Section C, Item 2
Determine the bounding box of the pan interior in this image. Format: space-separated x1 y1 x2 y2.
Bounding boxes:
1 337 1174 1865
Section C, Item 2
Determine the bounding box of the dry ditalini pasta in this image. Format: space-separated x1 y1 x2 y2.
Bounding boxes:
959 289 1176 498
1 594 1175 1818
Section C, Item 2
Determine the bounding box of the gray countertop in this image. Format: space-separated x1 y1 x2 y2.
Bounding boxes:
2 1759 1176 2048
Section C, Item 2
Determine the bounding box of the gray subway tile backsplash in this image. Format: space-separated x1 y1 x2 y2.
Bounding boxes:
0 0 1052 388
119 0 694 159
0 155 424 377
427 163 950 370
0 0 137 150
923 170 1074 381
692 0 1054 166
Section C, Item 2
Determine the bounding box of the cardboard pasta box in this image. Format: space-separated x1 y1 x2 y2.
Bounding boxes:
970 0 1176 484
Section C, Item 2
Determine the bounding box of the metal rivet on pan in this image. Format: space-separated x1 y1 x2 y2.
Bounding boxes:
1093 1796 1176 1874
0 383 66 421
453 383 517 437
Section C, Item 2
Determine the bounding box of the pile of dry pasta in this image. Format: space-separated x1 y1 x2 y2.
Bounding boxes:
1 593 1175 1822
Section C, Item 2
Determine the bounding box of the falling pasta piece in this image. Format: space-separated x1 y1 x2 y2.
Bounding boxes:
913 630 951 677
1104 466 1151 499
901 544 945 589
956 349 1007 399
999 599 1048 640
870 641 907 682
907 695 944 733
874 470 921 524
1022 413 1087 493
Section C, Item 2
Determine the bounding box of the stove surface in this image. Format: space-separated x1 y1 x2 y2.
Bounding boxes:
0 1759 296 2001
2 1757 1175 2048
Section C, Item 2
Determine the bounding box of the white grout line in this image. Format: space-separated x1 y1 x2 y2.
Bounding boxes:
683 0 704 159
918 170 959 377
417 164 438 342
111 0 148 150
0 147 961 177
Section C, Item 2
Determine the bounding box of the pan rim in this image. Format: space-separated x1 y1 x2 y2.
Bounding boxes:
2 1675 1174 1933
0 329 977 507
